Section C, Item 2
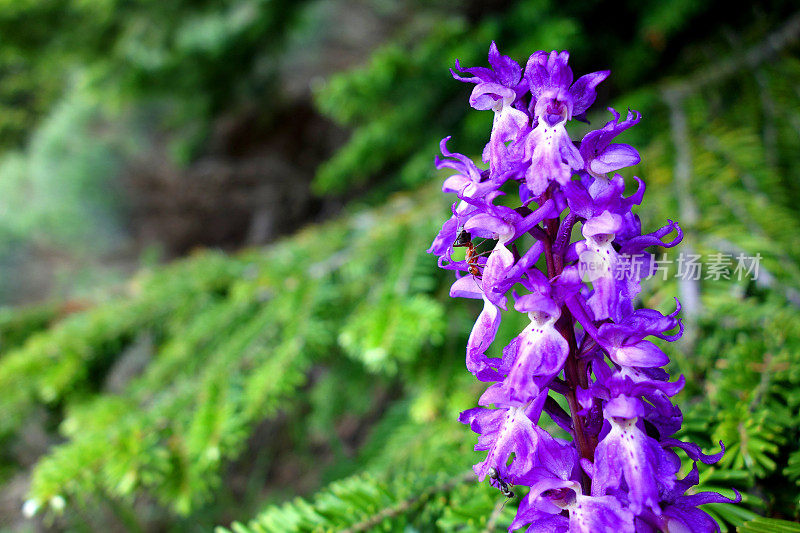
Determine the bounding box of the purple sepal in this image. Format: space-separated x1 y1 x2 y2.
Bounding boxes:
596 303 682 368
620 219 683 255
524 50 608 122
661 439 726 465
451 41 523 89
580 108 641 177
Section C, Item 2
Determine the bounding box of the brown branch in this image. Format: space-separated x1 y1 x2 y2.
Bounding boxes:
663 95 703 340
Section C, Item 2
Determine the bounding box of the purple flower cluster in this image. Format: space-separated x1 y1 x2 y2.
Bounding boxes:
429 43 738 532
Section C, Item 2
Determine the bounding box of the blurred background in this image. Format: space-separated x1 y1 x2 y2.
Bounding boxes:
0 0 799 531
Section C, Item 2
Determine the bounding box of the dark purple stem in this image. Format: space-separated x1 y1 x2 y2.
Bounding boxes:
542 193 594 494
553 212 578 270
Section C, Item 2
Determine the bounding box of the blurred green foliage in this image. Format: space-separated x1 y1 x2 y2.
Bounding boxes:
0 0 799 531
0 0 313 303
0 0 310 150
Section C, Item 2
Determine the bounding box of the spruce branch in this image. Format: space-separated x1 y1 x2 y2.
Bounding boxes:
340 471 475 533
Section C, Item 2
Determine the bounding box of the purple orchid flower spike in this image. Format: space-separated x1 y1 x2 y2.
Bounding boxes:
428 46 738 532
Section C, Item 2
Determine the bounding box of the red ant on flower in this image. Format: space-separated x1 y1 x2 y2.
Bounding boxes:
453 229 494 279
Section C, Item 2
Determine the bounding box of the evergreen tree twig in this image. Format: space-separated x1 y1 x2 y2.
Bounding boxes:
339 471 475 533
